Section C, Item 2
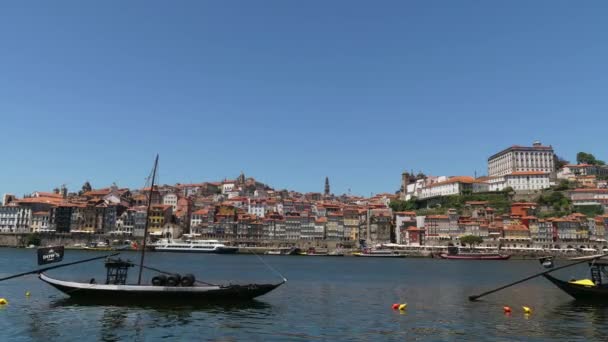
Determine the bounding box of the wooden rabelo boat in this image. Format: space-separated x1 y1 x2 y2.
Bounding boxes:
34 156 286 304
542 258 608 301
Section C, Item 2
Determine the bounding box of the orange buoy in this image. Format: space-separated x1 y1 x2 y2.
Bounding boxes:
503 306 512 313
392 304 400 310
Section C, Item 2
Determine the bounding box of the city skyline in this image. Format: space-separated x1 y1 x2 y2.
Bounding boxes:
2 1 608 196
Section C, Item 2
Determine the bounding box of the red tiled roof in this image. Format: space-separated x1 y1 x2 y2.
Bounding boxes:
35 192 64 199
427 215 449 219
395 211 417 216
504 224 529 231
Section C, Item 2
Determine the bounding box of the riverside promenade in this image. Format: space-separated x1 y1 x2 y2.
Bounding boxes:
1 232 603 260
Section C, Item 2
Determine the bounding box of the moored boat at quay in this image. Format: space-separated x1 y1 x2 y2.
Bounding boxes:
300 247 344 256
353 248 407 258
437 246 510 260
438 253 510 260
152 239 239 254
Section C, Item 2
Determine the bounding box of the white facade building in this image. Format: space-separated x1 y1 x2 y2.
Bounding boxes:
162 193 179 211
419 177 488 200
0 205 32 233
557 164 608 181
221 182 236 194
488 141 555 178
248 200 266 218
31 211 52 232
488 172 551 192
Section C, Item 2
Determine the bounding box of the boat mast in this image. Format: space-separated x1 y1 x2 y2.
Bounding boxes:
137 154 159 285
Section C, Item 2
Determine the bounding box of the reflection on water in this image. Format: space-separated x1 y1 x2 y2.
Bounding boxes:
3 249 608 341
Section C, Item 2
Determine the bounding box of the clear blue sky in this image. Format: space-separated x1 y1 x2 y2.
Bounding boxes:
1 1 607 197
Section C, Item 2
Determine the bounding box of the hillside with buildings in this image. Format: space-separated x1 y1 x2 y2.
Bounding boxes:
1 141 608 250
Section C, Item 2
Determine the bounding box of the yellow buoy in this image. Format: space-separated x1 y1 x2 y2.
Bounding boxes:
25 291 31 297
0 298 8 305
522 306 532 314
399 304 407 310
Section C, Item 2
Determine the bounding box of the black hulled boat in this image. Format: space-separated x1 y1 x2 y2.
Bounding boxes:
543 258 608 301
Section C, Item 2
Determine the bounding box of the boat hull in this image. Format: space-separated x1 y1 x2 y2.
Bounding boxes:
153 247 239 254
353 253 406 258
543 274 608 301
39 273 282 303
438 253 510 260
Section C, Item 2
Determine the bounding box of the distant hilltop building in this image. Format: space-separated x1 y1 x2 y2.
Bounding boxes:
2 194 15 206
487 141 556 178
324 177 330 197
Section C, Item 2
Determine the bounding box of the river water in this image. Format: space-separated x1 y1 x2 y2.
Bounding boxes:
0 248 607 341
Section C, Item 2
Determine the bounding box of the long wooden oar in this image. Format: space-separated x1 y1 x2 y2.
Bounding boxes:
0 253 119 282
469 253 608 301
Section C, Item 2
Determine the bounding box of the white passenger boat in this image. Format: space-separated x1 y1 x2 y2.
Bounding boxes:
152 239 239 254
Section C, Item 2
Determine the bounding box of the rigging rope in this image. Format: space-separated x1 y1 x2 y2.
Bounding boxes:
249 247 288 283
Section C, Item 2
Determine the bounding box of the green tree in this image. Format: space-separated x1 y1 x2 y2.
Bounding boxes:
389 199 417 212
554 179 574 191
459 235 483 248
577 152 605 165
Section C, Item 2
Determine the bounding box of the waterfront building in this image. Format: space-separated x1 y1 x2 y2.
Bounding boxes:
300 214 316 240
553 218 579 242
405 226 425 246
285 213 302 240
419 176 488 200
115 209 135 235
425 215 450 241
326 212 345 240
369 209 392 243
53 204 75 233
343 207 360 241
314 217 327 240
501 224 531 246
148 204 173 236
130 207 146 237
0 205 32 233
523 216 539 241
31 211 52 232
487 141 555 178
395 211 417 244
263 214 286 240
462 221 487 238
537 219 554 246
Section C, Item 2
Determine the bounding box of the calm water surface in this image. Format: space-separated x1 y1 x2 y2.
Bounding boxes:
1 248 607 341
